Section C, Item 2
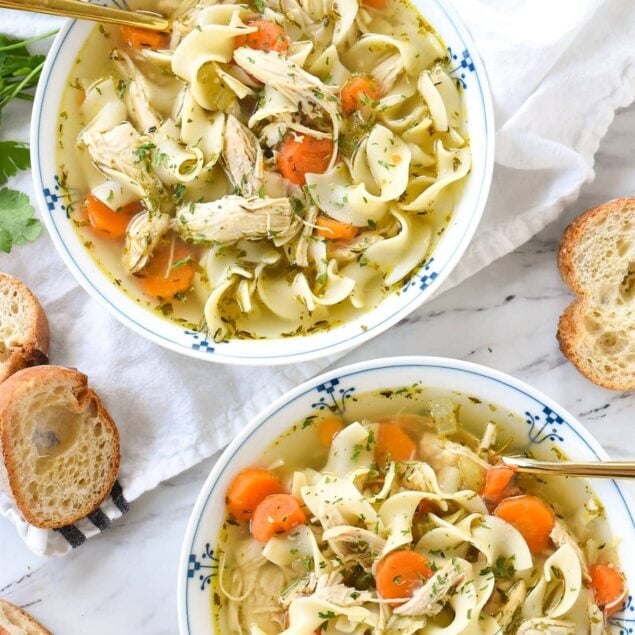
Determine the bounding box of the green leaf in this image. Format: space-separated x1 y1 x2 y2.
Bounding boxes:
0 187 41 252
253 0 265 11
171 256 192 269
0 141 30 184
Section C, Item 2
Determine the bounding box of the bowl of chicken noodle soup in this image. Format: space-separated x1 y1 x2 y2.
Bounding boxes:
178 356 635 634
32 0 494 364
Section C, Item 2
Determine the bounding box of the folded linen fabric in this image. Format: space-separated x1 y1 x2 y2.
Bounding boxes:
0 0 634 555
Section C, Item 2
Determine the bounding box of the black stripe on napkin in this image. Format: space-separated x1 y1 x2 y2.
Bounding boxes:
110 480 129 514
55 524 87 548
87 508 110 531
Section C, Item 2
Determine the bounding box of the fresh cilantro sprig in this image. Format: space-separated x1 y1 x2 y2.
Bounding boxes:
0 188 41 253
0 31 55 114
0 141 29 184
0 30 56 252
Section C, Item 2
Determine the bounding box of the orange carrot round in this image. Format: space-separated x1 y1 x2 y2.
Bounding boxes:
376 423 417 464
589 563 626 616
235 20 289 53
277 134 334 185
83 195 141 239
494 495 555 553
251 493 306 543
136 239 196 299
482 466 516 507
315 216 358 241
317 416 344 446
362 0 386 8
226 468 283 522
120 25 170 50
375 550 432 602
340 75 381 115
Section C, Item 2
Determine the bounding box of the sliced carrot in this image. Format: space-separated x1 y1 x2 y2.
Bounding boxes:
315 216 358 241
226 468 283 522
376 423 417 464
494 495 555 553
317 416 344 447
83 195 141 239
235 19 289 53
482 466 516 508
340 75 381 115
362 0 386 8
251 494 306 543
120 25 170 50
136 238 196 299
375 550 432 602
277 134 334 186
589 563 626 616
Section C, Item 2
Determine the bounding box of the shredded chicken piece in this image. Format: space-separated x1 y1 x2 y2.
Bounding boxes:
516 618 576 634
233 48 339 168
80 122 167 213
123 211 171 273
496 580 526 631
322 525 387 555
310 573 375 607
399 462 443 494
280 574 318 608
112 49 161 133
418 432 490 472
393 561 465 616
417 432 453 472
223 114 264 196
550 518 590 582
175 196 300 244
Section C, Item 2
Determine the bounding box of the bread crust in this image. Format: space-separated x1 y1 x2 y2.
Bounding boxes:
557 197 635 391
0 599 53 635
0 366 121 528
0 273 49 384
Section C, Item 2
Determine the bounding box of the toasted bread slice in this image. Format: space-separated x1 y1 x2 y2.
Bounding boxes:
0 599 53 635
557 197 635 390
0 366 120 528
0 273 49 384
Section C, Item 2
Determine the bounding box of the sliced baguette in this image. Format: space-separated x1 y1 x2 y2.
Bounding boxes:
557 197 635 390
0 273 49 384
0 599 53 635
0 366 120 528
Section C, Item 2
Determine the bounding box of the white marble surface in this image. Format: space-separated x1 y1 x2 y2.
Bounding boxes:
1 103 634 634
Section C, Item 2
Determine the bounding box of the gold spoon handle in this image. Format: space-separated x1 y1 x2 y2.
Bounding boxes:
503 456 635 479
0 0 169 31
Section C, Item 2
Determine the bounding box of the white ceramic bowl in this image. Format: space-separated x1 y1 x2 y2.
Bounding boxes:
31 0 494 365
177 356 635 634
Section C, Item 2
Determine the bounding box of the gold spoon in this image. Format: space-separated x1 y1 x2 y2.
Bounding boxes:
0 0 169 31
503 456 635 479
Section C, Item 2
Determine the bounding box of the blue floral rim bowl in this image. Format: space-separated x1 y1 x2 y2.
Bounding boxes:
177 356 635 634
30 0 495 366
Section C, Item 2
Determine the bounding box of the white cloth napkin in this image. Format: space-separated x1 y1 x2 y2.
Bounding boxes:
1 0 634 556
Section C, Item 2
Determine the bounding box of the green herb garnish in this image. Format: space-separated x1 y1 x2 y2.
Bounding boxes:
0 188 41 253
